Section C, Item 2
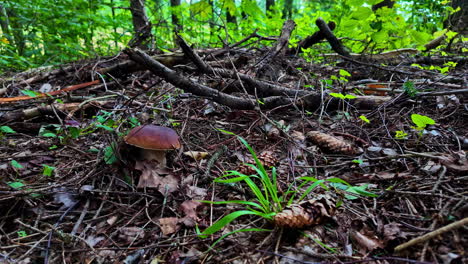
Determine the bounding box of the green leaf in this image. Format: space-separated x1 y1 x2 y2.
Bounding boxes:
17 230 28 237
403 81 417 97
104 144 118 164
8 181 25 189
95 124 114 131
411 30 431 45
0 126 16 133
42 164 55 177
339 69 351 77
347 0 364 6
343 94 357 99
20 89 42 97
201 200 264 211
353 6 373 20
68 127 81 139
199 210 267 237
411 114 435 129
395 130 408 140
359 115 370 124
128 117 140 127
371 30 388 43
41 132 57 138
329 93 345 99
10 160 24 169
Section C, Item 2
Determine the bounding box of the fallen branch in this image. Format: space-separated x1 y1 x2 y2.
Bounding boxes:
286 21 336 55
256 19 296 77
394 217 468 252
316 17 350 57
0 80 100 104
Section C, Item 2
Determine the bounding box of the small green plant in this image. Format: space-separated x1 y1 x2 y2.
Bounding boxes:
42 165 56 177
198 131 378 248
104 143 118 165
17 231 28 238
0 126 16 134
330 69 352 84
330 93 356 120
394 114 435 140
197 132 284 245
329 93 357 100
411 114 436 131
403 81 417 97
20 89 42 97
359 115 370 124
0 126 16 141
10 160 24 170
411 61 457 74
8 181 25 189
395 130 408 140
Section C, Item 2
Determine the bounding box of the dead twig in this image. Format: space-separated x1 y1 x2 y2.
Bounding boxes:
394 217 468 252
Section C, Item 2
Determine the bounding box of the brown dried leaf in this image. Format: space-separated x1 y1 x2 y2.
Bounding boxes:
180 200 202 220
383 222 407 242
351 230 384 252
135 160 179 193
186 186 207 200
159 217 180 236
118 227 145 243
439 151 468 172
179 200 203 227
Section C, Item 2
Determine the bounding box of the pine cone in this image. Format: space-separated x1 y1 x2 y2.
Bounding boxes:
236 151 278 175
237 163 256 175
274 195 336 228
258 151 278 168
306 131 358 155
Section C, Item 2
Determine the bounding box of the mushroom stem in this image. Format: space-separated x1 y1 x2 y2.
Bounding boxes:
141 149 167 167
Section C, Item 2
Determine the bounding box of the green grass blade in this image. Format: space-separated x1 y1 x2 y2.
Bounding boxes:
325 177 352 186
243 176 270 211
298 179 326 202
199 200 265 211
214 175 250 184
199 210 264 237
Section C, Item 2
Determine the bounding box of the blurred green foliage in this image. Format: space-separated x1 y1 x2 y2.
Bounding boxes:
0 0 458 73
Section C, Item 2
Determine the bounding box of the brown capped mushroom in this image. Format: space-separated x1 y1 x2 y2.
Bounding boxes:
124 125 181 167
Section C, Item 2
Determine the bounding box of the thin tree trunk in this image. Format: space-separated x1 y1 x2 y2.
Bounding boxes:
282 0 293 19
4 7 25 56
445 0 467 34
128 0 152 49
0 5 13 45
266 0 274 17
170 0 182 32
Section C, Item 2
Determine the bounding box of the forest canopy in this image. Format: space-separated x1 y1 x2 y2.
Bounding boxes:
0 0 464 73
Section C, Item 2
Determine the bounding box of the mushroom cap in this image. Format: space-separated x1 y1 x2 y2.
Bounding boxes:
124 125 181 150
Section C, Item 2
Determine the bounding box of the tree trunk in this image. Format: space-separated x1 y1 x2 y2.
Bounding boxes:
0 5 13 46
170 0 182 32
445 0 467 34
266 0 274 17
128 0 152 49
3 7 25 56
282 0 293 19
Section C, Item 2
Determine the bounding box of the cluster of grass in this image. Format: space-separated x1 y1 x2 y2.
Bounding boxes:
197 130 378 248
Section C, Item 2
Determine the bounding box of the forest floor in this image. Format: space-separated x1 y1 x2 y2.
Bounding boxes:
0 41 467 264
